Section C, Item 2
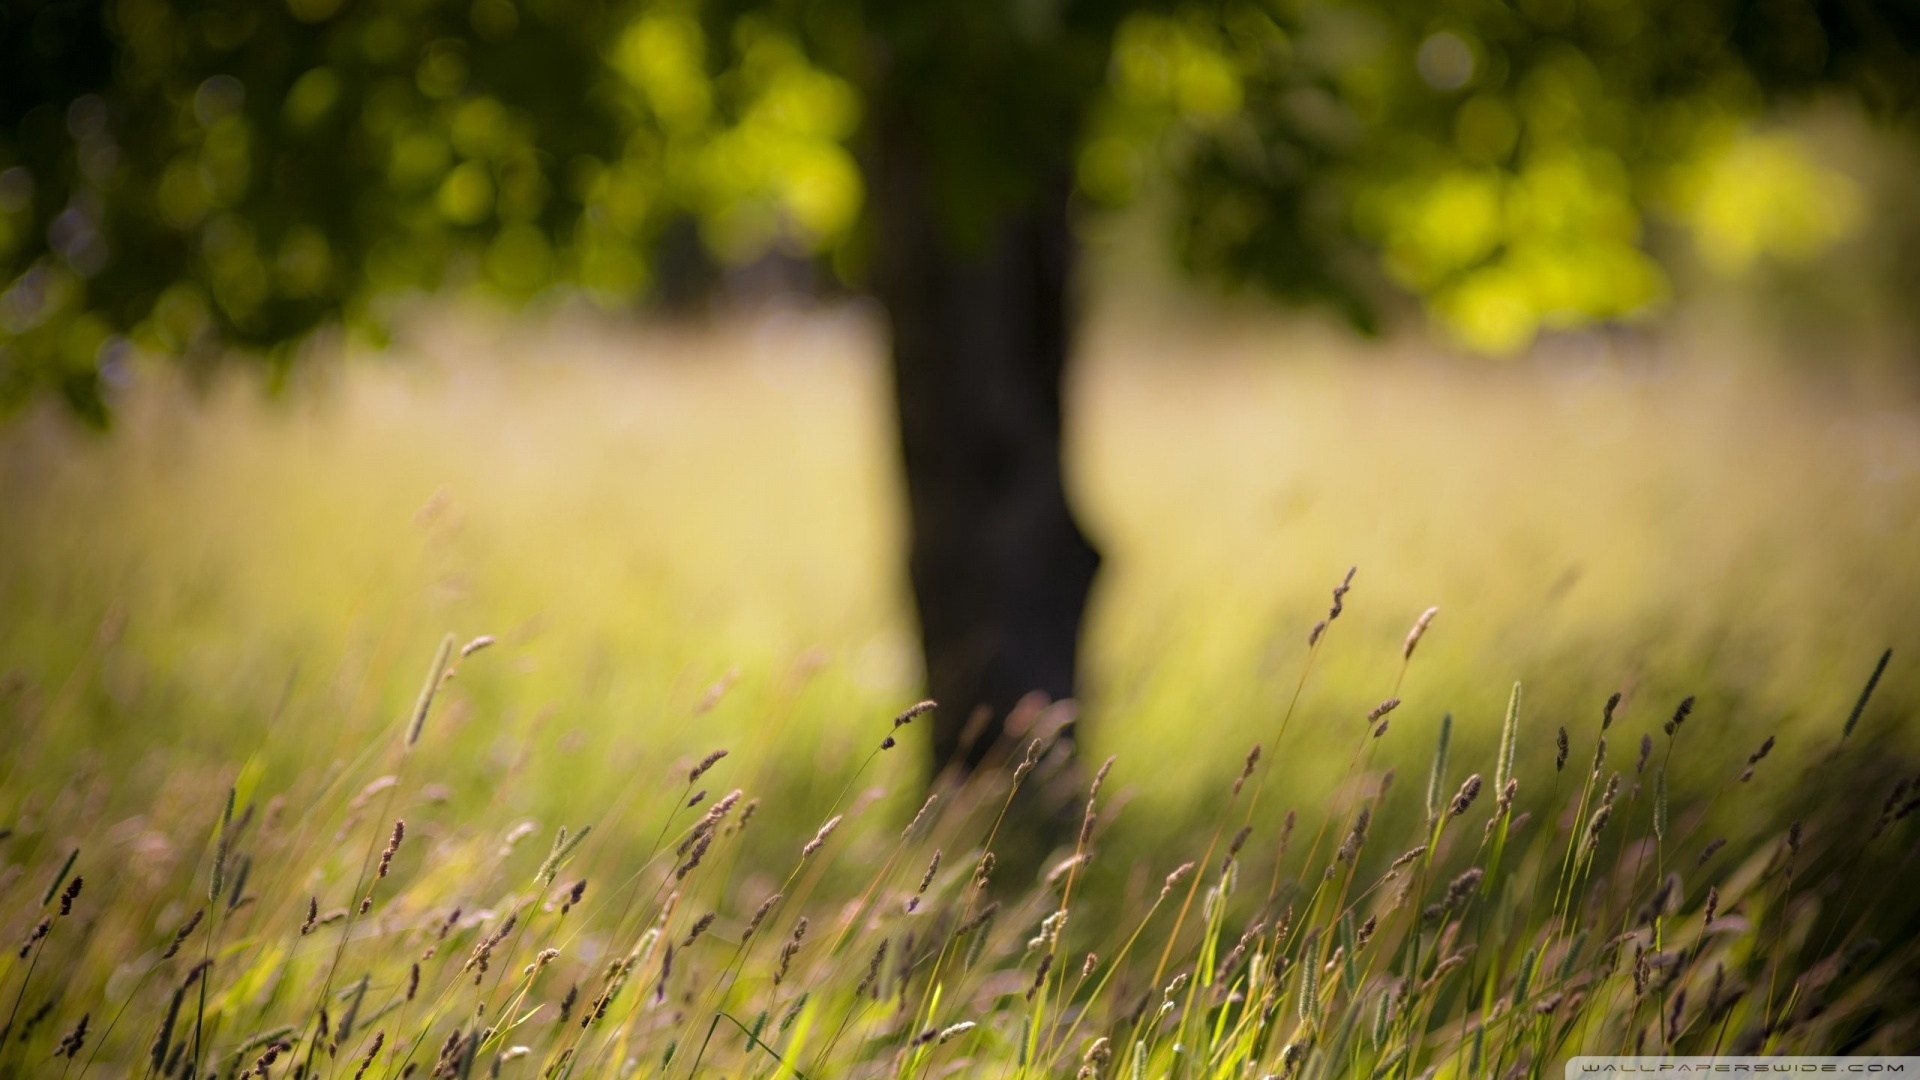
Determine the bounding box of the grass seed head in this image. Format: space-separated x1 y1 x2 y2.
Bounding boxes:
1641 873 1681 925
18 916 49 957
56 1013 89 1059
1422 953 1467 992
1228 825 1253 861
688 749 728 784
903 793 938 839
1665 695 1696 735
352 1031 386 1080
1387 845 1427 877
1234 745 1261 796
1584 802 1615 853
1444 867 1484 908
773 917 808 985
162 908 204 958
1077 1035 1112 1079
535 824 592 885
745 893 782 939
1356 914 1378 950
1495 682 1521 793
150 984 185 1071
937 1021 975 1044
179 958 211 991
1046 854 1087 889
1025 951 1053 1002
1330 566 1356 619
1403 606 1439 660
673 831 711 880
1029 909 1069 950
780 993 809 1032
1297 943 1320 1022
681 913 715 948
955 900 1000 938
856 937 890 998
1161 861 1195 899
1090 754 1116 800
1654 768 1669 840
653 944 674 1004
1013 737 1045 784
1337 806 1371 864
894 700 937 728
907 850 941 912
1447 774 1483 820
1307 569 1358 646
377 819 405 877
800 815 842 859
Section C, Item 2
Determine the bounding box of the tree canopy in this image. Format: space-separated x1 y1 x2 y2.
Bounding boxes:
2 0 1915 421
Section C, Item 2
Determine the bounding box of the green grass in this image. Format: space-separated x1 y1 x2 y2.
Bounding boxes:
2 306 1919 1076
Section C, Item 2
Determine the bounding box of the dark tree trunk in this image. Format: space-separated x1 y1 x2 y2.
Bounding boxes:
869 114 1101 779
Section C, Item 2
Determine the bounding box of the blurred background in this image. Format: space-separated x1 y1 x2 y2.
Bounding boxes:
4 0 1920 849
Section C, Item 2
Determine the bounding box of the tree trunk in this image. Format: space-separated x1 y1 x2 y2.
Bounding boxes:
869 116 1101 779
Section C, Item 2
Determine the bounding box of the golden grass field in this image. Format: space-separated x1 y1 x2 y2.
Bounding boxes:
2 302 1918 1077
5 303 1916 809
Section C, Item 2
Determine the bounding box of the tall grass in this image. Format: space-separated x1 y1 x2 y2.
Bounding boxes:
5 313 1920 1075
0 583 1912 1079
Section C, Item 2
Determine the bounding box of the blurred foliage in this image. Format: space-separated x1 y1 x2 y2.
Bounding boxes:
1669 126 1864 276
0 0 868 419
2 0 1917 419
1081 0 1916 353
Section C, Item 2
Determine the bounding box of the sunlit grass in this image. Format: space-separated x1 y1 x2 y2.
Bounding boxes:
1 303 1918 1075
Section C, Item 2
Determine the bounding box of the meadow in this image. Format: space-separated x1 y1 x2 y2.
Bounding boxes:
1 301 1918 1078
